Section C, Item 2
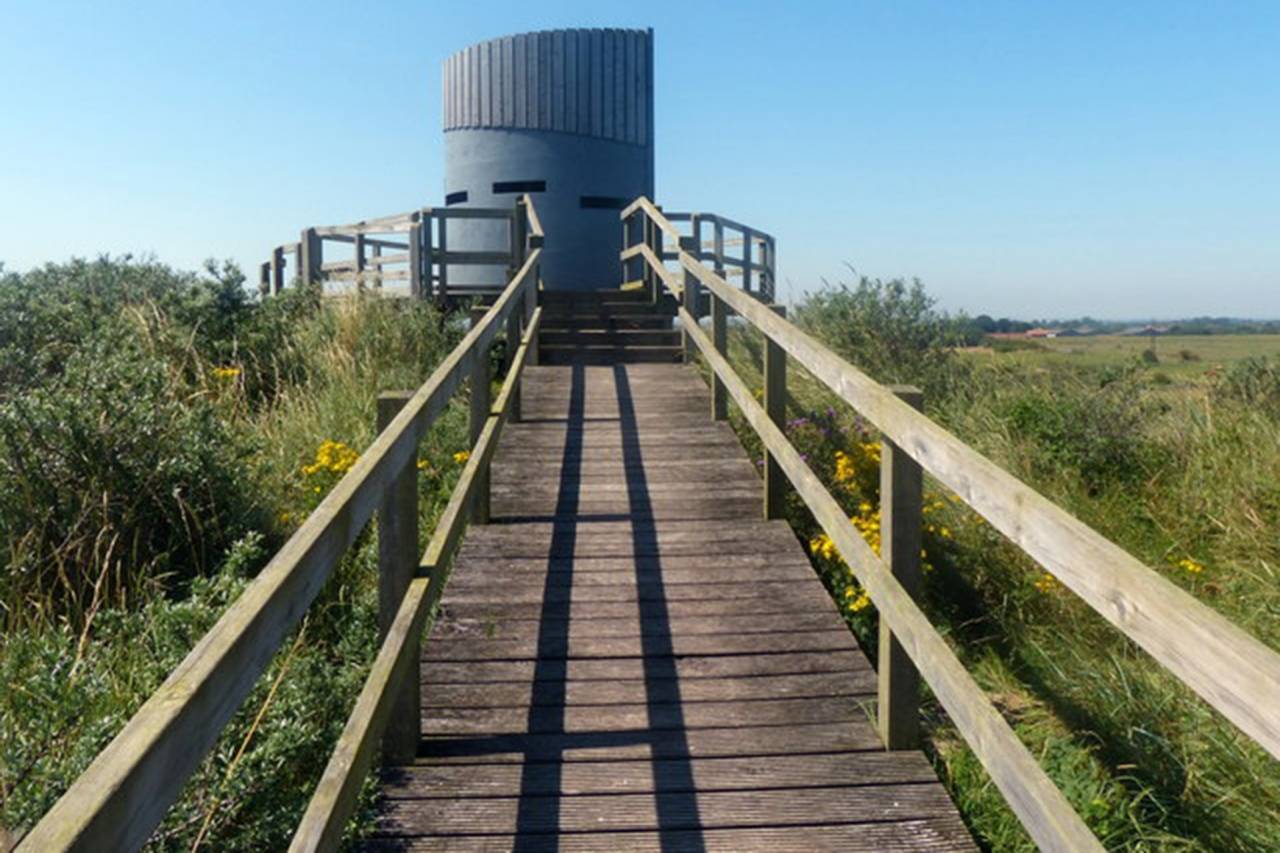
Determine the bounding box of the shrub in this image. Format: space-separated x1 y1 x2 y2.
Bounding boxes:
0 331 256 629
1215 356 1280 413
793 275 965 395
997 374 1160 493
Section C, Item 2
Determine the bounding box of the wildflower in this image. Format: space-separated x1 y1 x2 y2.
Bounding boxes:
1034 572 1058 593
278 511 292 524
808 533 836 560
848 588 872 612
453 450 471 464
211 365 241 380
416 458 431 472
833 451 857 484
939 527 953 539
1178 557 1205 575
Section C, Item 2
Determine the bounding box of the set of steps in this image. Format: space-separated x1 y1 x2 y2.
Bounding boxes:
538 287 682 364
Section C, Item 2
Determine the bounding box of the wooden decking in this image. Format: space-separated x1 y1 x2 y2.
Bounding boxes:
367 362 975 851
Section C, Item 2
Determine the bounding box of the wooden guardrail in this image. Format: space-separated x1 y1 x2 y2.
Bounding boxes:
619 199 776 303
260 205 523 303
621 196 1280 853
18 196 546 853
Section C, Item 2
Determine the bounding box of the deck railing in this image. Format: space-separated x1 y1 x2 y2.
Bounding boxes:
620 200 777 304
621 195 1280 853
260 204 529 303
17 196 545 853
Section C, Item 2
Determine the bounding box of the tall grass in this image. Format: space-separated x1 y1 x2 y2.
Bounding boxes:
0 257 473 848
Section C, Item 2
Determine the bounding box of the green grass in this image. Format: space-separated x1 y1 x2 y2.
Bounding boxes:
967 334 1280 377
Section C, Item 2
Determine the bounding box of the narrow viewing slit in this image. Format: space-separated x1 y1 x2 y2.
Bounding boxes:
445 190 468 205
579 195 629 210
493 180 546 194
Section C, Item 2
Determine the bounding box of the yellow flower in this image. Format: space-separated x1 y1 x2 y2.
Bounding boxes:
211 365 241 380
416 458 431 471
848 588 872 612
808 533 836 560
1034 572 1058 593
833 451 857 484
1178 557 1205 575
453 450 471 465
278 511 292 524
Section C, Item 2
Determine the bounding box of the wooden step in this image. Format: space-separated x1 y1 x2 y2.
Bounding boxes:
540 329 681 347
541 315 673 331
540 289 650 305
539 345 682 365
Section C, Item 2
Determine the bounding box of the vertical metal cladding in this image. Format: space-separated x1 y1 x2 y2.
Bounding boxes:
442 29 655 291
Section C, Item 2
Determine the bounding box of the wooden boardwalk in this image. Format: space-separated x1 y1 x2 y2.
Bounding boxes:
366 362 974 851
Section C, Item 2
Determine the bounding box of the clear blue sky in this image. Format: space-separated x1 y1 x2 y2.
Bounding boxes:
2 1 1277 319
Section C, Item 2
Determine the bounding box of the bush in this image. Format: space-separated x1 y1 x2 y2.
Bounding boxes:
1215 356 1280 413
0 331 256 629
793 275 964 395
997 373 1161 493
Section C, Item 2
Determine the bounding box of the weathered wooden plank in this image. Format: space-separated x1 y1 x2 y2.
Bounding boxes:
439 552 815 578
419 720 886 764
430 598 841 624
384 751 939 798
363 819 974 852
429 611 843 642
422 629 859 662
373 784 963 836
421 650 871 684
422 670 875 708
438 579 838 607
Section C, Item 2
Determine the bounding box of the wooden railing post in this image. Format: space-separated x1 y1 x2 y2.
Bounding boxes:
711 292 728 420
469 309 491 523
652 205 665 308
408 223 423 298
713 218 726 280
301 227 322 284
878 385 924 750
621 211 633 288
270 246 284 296
354 233 366 290
294 242 304 288
743 228 754 295
376 391 419 764
763 305 787 518
524 273 539 366
259 261 271 297
421 209 434 301
679 236 701 363
437 217 449 305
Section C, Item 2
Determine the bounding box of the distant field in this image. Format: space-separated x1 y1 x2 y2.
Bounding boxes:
964 334 1280 375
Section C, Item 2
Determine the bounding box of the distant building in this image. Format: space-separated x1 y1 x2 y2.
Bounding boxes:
1118 325 1172 336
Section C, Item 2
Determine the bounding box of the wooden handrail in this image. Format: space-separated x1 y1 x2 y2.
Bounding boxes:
621 195 1280 848
524 192 545 240
288 306 543 853
678 301 1099 852
18 200 546 853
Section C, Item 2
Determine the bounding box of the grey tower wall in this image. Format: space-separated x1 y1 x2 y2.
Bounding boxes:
442 29 655 291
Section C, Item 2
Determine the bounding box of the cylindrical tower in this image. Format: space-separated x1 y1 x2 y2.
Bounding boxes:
442 28 655 291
